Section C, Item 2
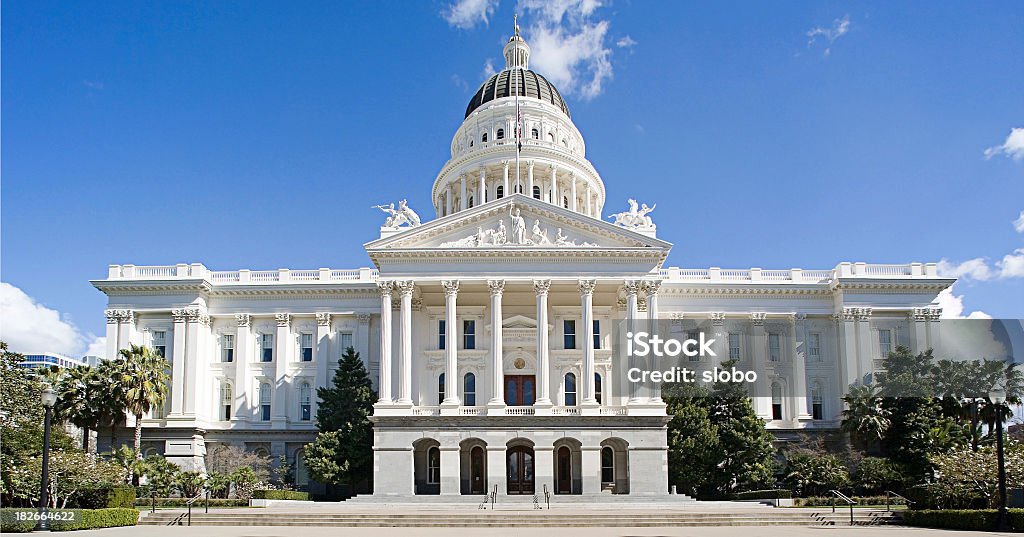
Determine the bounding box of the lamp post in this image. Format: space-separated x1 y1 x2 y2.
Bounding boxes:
991 385 1010 532
37 384 57 531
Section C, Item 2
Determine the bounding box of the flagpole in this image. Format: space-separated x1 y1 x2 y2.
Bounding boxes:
514 15 521 195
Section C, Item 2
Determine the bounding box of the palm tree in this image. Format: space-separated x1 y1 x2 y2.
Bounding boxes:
55 364 101 452
117 344 170 461
93 358 127 453
841 384 891 452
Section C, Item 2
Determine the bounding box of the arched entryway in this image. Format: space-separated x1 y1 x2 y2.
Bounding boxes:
412 438 441 495
600 437 630 494
553 438 582 494
459 438 487 495
506 439 535 495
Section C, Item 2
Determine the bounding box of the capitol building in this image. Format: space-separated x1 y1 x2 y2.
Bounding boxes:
93 28 954 498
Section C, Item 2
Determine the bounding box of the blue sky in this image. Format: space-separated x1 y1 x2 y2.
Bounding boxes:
2 0 1022 356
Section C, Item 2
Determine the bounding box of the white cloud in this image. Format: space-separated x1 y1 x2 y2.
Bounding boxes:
442 0 499 29
82 80 104 90
451 74 469 91
616 35 637 49
85 337 107 358
998 248 1024 279
0 282 103 358
937 211 1024 281
520 0 616 100
984 127 1024 162
1014 211 1024 233
937 257 994 281
935 286 992 319
807 14 850 57
481 58 497 78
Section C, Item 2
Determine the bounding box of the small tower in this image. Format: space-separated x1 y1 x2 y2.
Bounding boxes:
503 15 530 70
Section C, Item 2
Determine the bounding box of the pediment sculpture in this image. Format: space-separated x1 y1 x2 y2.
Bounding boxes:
439 203 597 248
608 198 656 230
375 199 422 228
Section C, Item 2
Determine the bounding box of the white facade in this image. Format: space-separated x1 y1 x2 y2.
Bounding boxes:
92 29 954 497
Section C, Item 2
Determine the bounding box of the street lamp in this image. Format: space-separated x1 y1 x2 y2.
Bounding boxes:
37 384 57 531
990 385 1010 532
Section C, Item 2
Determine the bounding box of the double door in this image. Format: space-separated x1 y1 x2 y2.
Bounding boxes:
504 375 535 406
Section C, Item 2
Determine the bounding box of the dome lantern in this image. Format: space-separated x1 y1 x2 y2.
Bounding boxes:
503 15 530 70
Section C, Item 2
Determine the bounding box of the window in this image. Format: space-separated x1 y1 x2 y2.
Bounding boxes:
687 331 701 361
547 132 554 142
563 320 577 349
438 320 446 350
299 382 312 421
878 329 892 358
533 186 541 199
261 334 273 362
259 382 271 421
339 332 353 353
771 382 783 420
152 331 166 358
601 446 614 484
496 128 504 140
728 333 741 361
563 196 569 208
808 333 821 362
595 373 602 404
427 447 440 484
221 334 234 363
811 383 823 420
561 138 568 147
564 372 577 406
300 333 313 362
220 382 232 421
496 185 504 199
531 128 539 139
593 320 601 350
481 132 488 143
438 373 446 403
468 196 474 208
464 373 476 406
463 320 476 349
768 333 781 362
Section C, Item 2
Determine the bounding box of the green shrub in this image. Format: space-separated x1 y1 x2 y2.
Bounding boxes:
250 490 310 501
0 508 138 533
132 497 250 508
729 489 792 500
902 510 999 531
76 486 137 509
0 509 36 533
794 495 908 507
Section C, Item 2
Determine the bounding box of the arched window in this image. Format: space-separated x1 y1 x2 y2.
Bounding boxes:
438 373 446 404
547 132 554 142
601 446 614 484
771 382 783 420
515 183 523 194
482 132 488 143
496 185 504 199
531 128 539 139
561 138 568 147
496 128 504 140
220 382 232 421
468 196 474 208
563 196 569 209
259 382 271 421
427 447 440 484
532 186 541 199
299 382 312 421
464 372 476 406
564 373 577 406
595 373 602 404
811 382 823 420
469 140 474 147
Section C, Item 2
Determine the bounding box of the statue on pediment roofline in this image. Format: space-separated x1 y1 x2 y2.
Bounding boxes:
374 199 421 228
608 198 656 229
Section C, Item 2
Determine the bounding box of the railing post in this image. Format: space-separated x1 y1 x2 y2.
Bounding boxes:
187 502 191 526
206 490 209 513
151 493 155 513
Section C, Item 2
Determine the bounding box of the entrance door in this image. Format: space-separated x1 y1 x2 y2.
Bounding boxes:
470 446 485 494
504 375 536 406
507 446 535 494
556 446 572 494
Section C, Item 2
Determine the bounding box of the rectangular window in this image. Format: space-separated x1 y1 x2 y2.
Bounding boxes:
728 333 741 361
438 320 446 350
687 331 701 362
593 320 601 350
261 334 273 362
808 333 821 362
564 320 577 350
878 329 892 358
152 331 166 358
300 333 313 362
221 334 234 363
339 332 353 352
812 388 823 420
768 333 781 362
261 404 271 421
463 320 476 349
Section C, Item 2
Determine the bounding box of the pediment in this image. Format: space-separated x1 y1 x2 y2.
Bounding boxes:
365 194 671 252
503 315 537 329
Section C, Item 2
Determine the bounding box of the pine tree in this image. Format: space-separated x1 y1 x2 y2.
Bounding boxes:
305 346 375 490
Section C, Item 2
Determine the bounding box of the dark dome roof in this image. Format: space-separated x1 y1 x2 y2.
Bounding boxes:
465 68 570 119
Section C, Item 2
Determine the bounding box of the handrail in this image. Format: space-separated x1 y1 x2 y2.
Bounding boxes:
490 484 497 509
828 490 857 526
543 484 550 509
184 491 204 526
885 490 913 512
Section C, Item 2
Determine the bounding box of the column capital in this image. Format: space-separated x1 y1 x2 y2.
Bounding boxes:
235 313 252 327
316 312 332 326
643 280 662 295
527 160 535 170
710 312 726 326
750 312 767 326
377 280 395 296
488 279 505 296
533 279 552 295
502 160 510 170
357 312 372 324
623 280 642 296
441 280 460 297
792 312 807 322
275 313 292 327
171 308 189 323
578 279 597 296
395 280 416 297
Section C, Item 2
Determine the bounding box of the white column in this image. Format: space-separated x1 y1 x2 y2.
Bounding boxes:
441 280 460 410
502 161 510 197
460 175 467 211
315 313 332 393
233 314 251 422
580 279 597 407
791 313 811 420
440 444 460 495
478 168 486 204
356 313 371 378
487 279 505 409
534 280 552 409
376 281 394 405
645 281 663 403
549 166 557 204
396 281 415 406
116 310 135 351
856 309 874 384
104 309 120 360
184 308 204 417
585 184 593 216
273 313 290 422
170 309 188 415
624 281 642 404
751 313 770 419
570 173 577 211
527 160 535 197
